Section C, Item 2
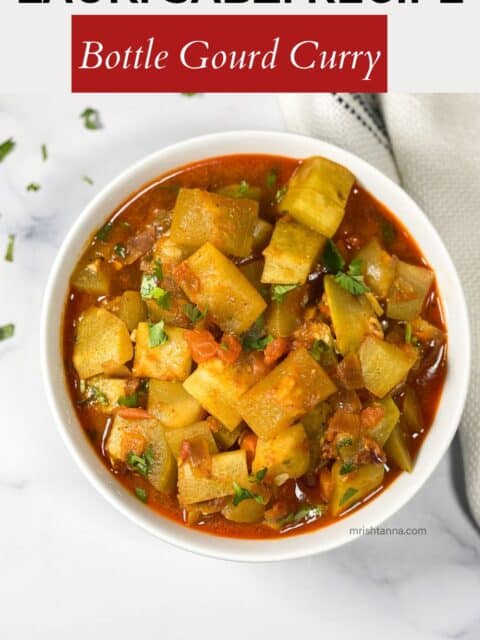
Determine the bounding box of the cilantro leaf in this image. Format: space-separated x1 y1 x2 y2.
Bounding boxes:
4 234 15 262
339 487 359 507
41 144 48 162
135 487 148 503
95 222 112 241
114 243 127 259
340 462 355 475
278 504 325 526
338 437 353 449
0 138 15 162
309 339 329 362
26 182 41 192
242 333 273 352
0 324 14 341
140 274 170 308
271 284 298 304
275 185 287 204
153 259 163 282
232 481 264 506
242 315 273 352
82 176 94 185
148 321 168 347
266 169 278 189
334 258 369 296
249 467 268 483
80 107 103 130
118 393 139 408
85 385 108 406
322 239 345 273
127 445 154 478
238 180 250 196
184 303 207 324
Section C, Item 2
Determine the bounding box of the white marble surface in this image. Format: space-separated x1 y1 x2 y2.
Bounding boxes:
0 94 479 639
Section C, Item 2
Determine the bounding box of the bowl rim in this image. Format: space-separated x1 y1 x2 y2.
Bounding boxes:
41 130 471 562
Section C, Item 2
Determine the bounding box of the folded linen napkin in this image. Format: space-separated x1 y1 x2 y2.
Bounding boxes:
280 93 479 526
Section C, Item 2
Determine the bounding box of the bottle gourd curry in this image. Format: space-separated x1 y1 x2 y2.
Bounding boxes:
63 154 447 538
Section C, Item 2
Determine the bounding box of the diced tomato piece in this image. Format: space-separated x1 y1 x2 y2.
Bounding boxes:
264 337 289 366
184 330 219 363
218 334 242 364
117 408 152 420
360 405 385 429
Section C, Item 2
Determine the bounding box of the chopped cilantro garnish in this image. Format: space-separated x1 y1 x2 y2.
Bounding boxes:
127 445 154 478
309 339 329 362
153 259 163 282
382 220 396 244
0 138 15 162
278 504 325 526
266 169 278 189
232 481 264 506
238 180 250 196
80 107 102 130
135 487 148 503
85 385 108 406
275 185 287 204
243 334 273 352
340 462 355 475
339 487 359 506
26 183 41 192
82 176 94 185
322 239 346 273
338 437 354 449
95 222 112 241
118 393 139 408
249 467 268 483
242 315 273 352
41 144 48 162
271 284 298 304
405 322 413 344
184 303 207 324
148 321 168 347
334 258 369 296
0 324 15 341
140 274 170 309
114 243 127 259
4 234 15 262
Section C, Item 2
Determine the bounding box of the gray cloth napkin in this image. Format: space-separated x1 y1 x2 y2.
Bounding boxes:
280 93 479 525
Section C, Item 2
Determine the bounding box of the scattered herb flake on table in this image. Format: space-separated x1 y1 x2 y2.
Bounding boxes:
81 107 103 130
0 324 15 341
26 182 41 192
4 234 15 262
41 144 48 161
0 138 15 162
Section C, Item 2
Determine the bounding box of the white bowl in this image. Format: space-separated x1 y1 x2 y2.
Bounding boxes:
41 131 470 562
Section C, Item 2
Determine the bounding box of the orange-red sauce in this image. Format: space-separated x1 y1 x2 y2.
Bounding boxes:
62 154 447 539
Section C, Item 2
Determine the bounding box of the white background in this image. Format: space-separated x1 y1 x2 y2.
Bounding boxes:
1 0 480 91
0 93 479 639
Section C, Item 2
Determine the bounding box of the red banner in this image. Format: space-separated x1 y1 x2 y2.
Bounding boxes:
72 15 387 93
